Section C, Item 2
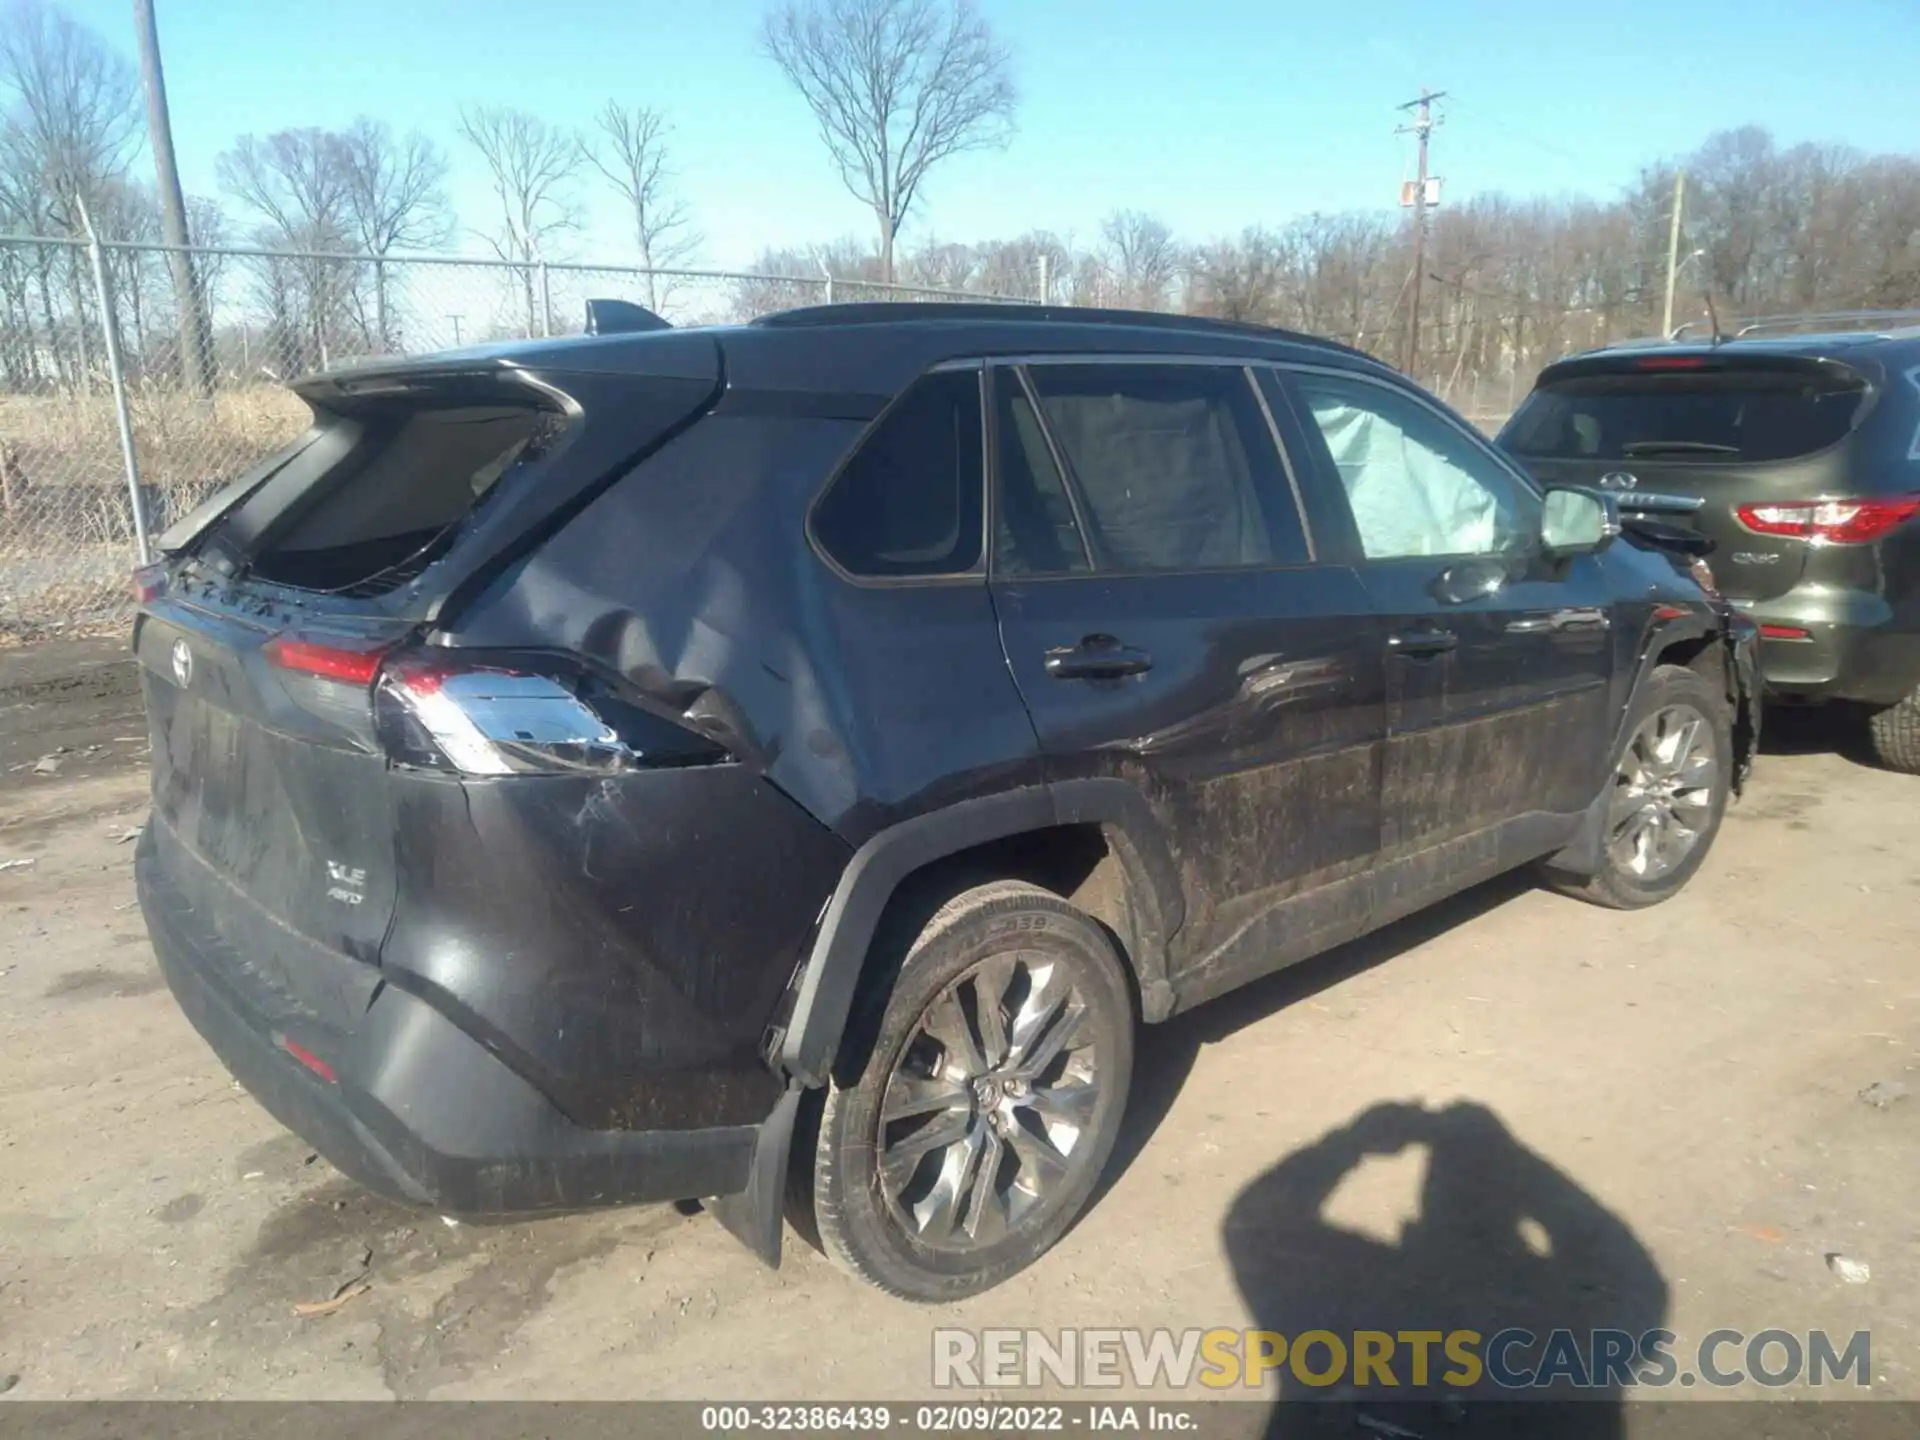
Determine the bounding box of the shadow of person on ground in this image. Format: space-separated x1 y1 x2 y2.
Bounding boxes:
1097 869 1536 1206
1223 1100 1668 1438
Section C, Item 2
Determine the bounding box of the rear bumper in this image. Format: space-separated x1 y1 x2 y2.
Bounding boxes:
139 829 760 1216
1733 590 1920 706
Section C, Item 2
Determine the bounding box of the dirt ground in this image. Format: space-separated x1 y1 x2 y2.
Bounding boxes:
1 638 1914 1406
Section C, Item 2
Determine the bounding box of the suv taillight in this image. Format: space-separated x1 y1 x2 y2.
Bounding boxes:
373 656 728 776
1735 495 1920 544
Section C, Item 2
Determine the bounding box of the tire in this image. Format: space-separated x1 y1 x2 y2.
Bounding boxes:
811 880 1133 1302
1544 664 1733 910
1867 687 1920 774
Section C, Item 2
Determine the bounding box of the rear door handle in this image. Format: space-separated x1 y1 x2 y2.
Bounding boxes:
1045 636 1154 680
1388 627 1457 658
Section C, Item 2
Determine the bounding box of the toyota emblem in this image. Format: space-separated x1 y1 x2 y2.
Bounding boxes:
170 638 193 688
1597 471 1640 491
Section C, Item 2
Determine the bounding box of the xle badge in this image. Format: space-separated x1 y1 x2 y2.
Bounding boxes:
326 861 367 907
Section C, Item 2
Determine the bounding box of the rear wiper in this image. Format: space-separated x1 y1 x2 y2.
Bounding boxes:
1620 440 1741 457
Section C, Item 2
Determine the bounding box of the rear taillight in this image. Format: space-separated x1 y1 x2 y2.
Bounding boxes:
1760 624 1813 642
131 562 167 605
265 635 393 685
373 657 727 776
1735 495 1920 544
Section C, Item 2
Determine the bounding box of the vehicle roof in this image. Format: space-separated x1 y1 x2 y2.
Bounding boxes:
1559 329 1920 365
301 302 1400 398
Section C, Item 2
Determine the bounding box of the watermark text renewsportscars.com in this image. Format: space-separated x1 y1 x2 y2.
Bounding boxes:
931 1327 1872 1391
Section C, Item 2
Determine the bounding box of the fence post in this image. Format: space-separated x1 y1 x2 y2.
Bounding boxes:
80 206 153 565
538 259 554 338
824 272 834 306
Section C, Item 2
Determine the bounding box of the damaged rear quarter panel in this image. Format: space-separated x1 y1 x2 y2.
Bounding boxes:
378 763 848 1131
431 407 1046 1117
443 408 1045 844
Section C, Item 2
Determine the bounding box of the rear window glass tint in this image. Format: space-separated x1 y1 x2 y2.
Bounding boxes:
1024 363 1307 571
1503 370 1867 463
993 372 1091 576
813 371 984 578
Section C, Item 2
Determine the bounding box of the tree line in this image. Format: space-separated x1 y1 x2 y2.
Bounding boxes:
3 0 1918 404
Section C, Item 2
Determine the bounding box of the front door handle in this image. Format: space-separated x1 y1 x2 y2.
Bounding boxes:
1045 635 1154 680
1388 627 1458 658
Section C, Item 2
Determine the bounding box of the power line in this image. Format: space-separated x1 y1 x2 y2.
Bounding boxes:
1442 95 1591 170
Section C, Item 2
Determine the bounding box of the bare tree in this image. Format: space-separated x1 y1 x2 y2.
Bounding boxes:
1100 210 1178 310
0 0 142 386
218 128 355 370
582 102 699 312
762 0 1015 282
457 104 579 332
0 0 141 228
341 118 449 349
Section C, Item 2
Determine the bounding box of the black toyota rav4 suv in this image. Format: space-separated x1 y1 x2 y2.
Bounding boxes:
1500 317 1920 772
135 303 1757 1301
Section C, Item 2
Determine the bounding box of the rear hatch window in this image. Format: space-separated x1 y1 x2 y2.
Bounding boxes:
1503 367 1868 464
244 403 564 594
190 382 570 599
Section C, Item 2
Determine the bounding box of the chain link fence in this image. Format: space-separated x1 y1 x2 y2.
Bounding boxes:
0 234 1035 638
0 233 1547 638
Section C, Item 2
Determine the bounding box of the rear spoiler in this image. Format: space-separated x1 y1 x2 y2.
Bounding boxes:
1535 351 1870 390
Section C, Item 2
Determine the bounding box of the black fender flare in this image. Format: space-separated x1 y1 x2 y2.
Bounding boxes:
1546 606 1755 877
778 779 1184 1089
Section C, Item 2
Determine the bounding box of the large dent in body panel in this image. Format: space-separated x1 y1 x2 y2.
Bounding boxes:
444 415 869 830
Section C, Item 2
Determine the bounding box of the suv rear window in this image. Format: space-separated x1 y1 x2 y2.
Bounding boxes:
1503 369 1868 464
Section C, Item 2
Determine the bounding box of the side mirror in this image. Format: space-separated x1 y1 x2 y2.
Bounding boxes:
1541 486 1621 556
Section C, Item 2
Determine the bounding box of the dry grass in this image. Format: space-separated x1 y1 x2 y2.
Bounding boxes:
1 383 309 635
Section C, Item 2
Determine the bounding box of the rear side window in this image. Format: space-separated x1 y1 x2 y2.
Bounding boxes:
994 371 1091 576
1018 363 1308 573
813 370 984 578
1503 369 1869 463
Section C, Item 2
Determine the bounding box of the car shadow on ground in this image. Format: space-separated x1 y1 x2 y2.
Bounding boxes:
1102 872 1669 1434
1101 868 1537 1202
1759 701 1881 769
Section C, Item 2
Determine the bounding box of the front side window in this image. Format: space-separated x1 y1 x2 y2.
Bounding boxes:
1015 362 1308 573
812 370 984 578
1292 372 1537 560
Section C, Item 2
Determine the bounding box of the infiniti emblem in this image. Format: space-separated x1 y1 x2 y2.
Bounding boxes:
170 638 193 688
1597 471 1639 491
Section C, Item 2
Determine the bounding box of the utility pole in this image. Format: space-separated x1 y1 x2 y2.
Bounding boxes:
1396 88 1446 377
134 0 214 397
1661 169 1687 338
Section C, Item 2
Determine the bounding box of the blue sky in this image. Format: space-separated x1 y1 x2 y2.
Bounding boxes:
57 0 1920 268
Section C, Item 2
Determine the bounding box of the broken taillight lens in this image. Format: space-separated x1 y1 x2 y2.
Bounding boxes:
131 562 168 605
374 657 727 776
1735 495 1920 544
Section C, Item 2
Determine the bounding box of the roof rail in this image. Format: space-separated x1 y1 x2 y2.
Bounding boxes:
751 301 1383 363
1670 309 1920 342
